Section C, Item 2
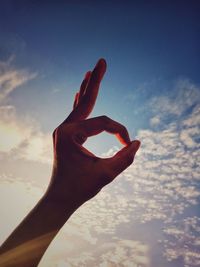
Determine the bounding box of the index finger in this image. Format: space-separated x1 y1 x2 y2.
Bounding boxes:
79 116 131 145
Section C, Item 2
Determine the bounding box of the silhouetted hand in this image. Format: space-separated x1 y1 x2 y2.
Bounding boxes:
48 59 140 208
0 59 141 267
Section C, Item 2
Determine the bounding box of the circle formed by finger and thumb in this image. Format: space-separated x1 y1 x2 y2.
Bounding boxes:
78 116 140 182
79 116 131 146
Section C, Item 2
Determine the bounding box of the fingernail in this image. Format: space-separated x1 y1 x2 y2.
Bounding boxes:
98 58 107 66
130 140 141 151
94 58 107 76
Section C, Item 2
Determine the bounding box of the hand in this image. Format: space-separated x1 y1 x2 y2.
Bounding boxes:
0 59 140 267
47 59 140 208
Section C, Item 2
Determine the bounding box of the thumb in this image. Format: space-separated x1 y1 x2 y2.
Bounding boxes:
106 140 141 179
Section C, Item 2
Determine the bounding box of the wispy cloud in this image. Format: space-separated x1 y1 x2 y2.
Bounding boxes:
149 115 160 127
0 103 52 164
0 57 52 164
0 56 37 102
150 79 200 118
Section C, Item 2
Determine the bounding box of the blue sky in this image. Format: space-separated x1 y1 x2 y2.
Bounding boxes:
0 1 199 149
0 1 200 267
1 1 199 127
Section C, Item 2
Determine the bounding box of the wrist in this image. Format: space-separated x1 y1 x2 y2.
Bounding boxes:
44 181 81 215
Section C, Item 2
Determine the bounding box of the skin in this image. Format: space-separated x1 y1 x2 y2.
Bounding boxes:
0 58 140 267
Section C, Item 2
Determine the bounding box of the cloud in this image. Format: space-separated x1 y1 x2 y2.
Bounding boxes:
98 239 149 267
0 57 52 164
150 79 200 117
0 56 37 102
163 217 200 266
180 127 199 148
0 105 31 152
150 115 160 127
0 105 52 164
1 77 200 267
48 239 149 267
0 177 44 244
101 146 120 158
182 105 200 127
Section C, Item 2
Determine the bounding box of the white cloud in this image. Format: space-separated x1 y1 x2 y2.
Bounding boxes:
0 177 44 244
180 127 199 148
0 57 52 164
163 217 200 266
0 105 52 164
48 239 149 267
150 115 160 127
182 105 200 127
150 79 200 117
101 146 119 158
0 56 37 102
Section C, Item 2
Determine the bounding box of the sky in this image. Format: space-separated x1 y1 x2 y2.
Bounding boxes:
0 1 200 266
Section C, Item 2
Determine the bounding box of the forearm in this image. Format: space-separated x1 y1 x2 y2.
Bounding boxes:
0 191 76 267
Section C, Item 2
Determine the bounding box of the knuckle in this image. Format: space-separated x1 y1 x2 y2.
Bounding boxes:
121 125 127 133
52 128 57 139
100 115 110 123
52 124 67 140
55 125 63 136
